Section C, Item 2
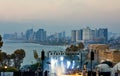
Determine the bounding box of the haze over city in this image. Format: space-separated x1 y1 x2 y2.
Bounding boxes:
0 0 120 35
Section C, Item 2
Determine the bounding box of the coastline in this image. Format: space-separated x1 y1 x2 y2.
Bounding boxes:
3 39 70 46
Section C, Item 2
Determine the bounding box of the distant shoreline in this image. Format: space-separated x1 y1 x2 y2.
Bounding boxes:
3 39 69 46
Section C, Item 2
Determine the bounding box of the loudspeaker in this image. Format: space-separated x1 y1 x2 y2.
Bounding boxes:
41 50 45 60
44 71 48 76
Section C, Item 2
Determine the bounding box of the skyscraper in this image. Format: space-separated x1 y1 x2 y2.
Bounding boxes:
71 29 83 42
71 30 76 42
83 27 92 41
76 29 83 41
35 29 47 41
71 27 108 43
103 28 108 41
62 31 66 39
25 29 34 40
98 28 108 41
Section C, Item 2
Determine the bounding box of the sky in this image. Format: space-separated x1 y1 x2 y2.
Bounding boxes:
0 0 120 36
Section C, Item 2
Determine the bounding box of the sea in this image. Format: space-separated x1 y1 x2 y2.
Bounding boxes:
1 41 66 66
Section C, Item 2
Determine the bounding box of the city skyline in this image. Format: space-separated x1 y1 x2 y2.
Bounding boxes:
0 0 120 35
0 24 120 36
3 27 109 44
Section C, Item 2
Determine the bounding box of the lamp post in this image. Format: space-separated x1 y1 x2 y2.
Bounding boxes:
80 51 82 71
46 62 50 76
90 50 94 76
41 50 45 76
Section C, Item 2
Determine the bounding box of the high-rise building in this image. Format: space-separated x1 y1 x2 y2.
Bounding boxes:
71 30 76 42
35 29 47 41
25 29 34 40
98 28 108 41
76 29 83 41
91 30 95 40
14 32 18 39
83 27 93 41
94 28 99 39
103 28 108 41
43 31 47 41
71 29 83 42
62 31 66 39
71 27 108 43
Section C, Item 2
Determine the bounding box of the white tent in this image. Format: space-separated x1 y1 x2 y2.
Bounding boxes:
113 62 120 72
110 62 120 76
96 64 112 72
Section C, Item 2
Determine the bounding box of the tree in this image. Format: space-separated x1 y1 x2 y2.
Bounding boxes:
33 50 38 60
0 52 3 65
0 66 18 72
77 42 84 50
66 47 71 52
13 49 26 69
0 52 7 66
0 34 3 66
0 35 3 63
69 45 78 51
6 54 12 67
0 35 25 71
0 35 3 48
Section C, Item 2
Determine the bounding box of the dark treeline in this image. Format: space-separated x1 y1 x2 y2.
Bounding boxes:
0 35 26 71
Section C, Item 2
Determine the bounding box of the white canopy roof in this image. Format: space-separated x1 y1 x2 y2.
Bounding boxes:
96 64 112 72
113 62 120 72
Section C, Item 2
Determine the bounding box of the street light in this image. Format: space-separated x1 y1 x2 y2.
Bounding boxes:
90 50 94 76
46 62 51 76
80 51 82 71
3 65 7 76
4 66 7 69
41 50 45 76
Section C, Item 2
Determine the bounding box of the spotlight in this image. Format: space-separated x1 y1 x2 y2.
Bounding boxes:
60 56 64 61
67 61 71 69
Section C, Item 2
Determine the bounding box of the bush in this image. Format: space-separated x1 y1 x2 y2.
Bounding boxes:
31 63 40 71
0 66 18 72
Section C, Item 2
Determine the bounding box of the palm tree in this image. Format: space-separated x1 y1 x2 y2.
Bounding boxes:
33 50 38 60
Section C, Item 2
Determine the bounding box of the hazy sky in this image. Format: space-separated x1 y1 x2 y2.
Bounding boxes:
0 0 120 35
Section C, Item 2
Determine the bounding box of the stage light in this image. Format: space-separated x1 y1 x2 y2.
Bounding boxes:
72 61 75 69
60 56 64 61
67 61 71 69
